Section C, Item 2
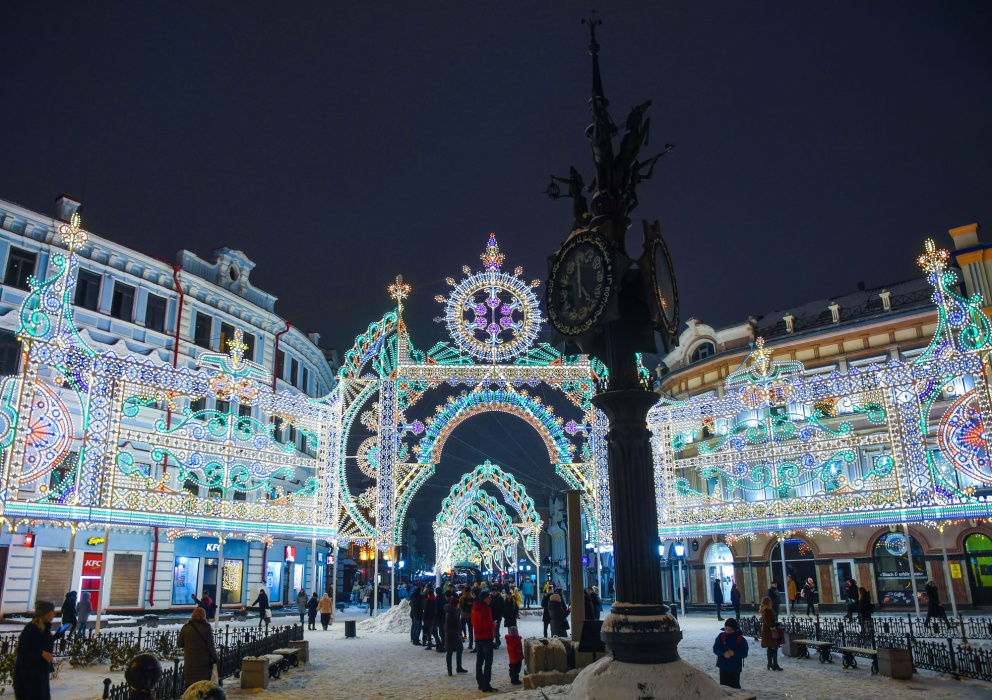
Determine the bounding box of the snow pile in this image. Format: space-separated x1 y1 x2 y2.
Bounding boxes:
356 599 411 634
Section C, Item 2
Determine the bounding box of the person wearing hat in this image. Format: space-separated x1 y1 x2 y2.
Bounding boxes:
712 617 749 689
14 600 64 700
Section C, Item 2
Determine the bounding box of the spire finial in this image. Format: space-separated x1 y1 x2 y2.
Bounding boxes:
582 10 601 55
582 11 606 104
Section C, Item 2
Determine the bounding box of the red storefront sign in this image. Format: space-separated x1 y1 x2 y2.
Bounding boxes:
82 553 103 576
285 546 296 562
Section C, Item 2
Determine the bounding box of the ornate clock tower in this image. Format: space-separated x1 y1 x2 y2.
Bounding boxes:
545 12 691 674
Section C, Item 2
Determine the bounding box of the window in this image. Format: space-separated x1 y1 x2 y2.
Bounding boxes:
276 350 286 380
0 329 20 375
190 397 206 414
183 479 199 497
301 367 310 394
193 312 212 348
110 282 136 321
290 358 299 387
690 341 716 363
238 403 252 418
172 556 200 605
272 416 284 442
287 424 297 448
873 532 925 607
74 270 101 311
769 538 817 606
215 399 230 422
965 533 992 606
243 331 255 361
145 293 168 332
4 248 36 291
220 323 235 354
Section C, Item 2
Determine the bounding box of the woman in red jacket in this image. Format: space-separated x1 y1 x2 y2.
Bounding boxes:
471 590 497 693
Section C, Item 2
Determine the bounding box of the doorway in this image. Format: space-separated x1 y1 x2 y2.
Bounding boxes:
705 543 734 603
965 533 992 606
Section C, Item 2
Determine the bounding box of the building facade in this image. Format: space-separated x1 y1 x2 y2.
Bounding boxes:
655 224 992 612
0 195 339 615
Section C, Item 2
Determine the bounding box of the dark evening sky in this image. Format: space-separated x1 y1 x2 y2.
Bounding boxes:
3 2 991 557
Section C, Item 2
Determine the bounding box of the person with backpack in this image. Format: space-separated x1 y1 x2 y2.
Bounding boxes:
712 617 749 689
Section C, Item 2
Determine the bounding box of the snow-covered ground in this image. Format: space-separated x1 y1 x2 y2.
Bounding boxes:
40 607 991 699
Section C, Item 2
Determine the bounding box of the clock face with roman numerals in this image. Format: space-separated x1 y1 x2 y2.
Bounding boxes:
546 231 615 337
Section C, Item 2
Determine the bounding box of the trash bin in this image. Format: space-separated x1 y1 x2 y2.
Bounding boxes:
344 620 357 638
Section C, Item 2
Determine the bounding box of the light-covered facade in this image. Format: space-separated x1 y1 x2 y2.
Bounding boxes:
0 195 338 614
655 224 992 611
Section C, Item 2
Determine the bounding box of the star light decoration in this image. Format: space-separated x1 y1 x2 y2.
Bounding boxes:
435 234 543 363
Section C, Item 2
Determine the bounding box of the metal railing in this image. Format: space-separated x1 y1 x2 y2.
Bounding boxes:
100 624 303 699
739 613 992 682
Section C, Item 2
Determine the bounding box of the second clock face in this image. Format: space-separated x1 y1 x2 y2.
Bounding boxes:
651 236 679 334
547 232 615 336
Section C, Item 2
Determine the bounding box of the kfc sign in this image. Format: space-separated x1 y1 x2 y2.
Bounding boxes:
285 546 296 562
82 554 103 576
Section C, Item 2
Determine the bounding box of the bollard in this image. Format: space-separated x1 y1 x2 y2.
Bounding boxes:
103 678 112 699
125 653 163 700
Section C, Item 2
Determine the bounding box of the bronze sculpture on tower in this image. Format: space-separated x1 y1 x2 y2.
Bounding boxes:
545 12 682 666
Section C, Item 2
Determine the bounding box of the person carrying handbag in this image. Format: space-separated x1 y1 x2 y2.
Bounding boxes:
759 596 783 671
178 608 219 688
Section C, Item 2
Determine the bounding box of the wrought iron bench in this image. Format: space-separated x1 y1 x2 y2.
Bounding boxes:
835 646 878 674
793 639 833 663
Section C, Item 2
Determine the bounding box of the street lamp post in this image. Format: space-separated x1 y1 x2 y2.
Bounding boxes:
675 542 686 619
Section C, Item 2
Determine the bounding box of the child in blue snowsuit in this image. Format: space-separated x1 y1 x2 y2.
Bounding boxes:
712 617 749 689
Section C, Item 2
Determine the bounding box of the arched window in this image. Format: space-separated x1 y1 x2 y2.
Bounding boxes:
769 538 816 601
964 533 992 606
873 531 925 607
705 543 734 603
691 341 716 363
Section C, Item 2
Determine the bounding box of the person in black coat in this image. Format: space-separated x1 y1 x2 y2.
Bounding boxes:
249 588 270 628
14 600 63 700
409 587 424 645
541 591 552 637
730 583 741 621
60 592 78 637
924 580 950 627
713 579 726 620
766 583 781 615
844 579 858 622
434 588 449 653
489 591 505 648
306 592 319 630
503 589 519 631
422 587 440 649
444 596 468 676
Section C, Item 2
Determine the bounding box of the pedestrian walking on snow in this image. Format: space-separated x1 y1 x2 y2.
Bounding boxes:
505 625 524 686
713 617 749 689
444 593 468 676
249 588 270 628
712 579 725 620
472 590 497 693
306 593 318 630
760 596 783 671
296 589 308 624
801 578 818 617
730 583 741 621
318 593 333 630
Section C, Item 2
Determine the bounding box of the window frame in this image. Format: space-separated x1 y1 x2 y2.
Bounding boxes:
110 281 137 321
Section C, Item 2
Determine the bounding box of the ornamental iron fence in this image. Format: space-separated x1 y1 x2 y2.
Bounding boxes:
739 613 992 682
101 624 303 699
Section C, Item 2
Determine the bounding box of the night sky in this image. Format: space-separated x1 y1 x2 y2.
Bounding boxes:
3 3 991 560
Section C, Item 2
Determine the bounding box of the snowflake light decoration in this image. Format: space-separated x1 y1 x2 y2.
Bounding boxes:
436 234 542 363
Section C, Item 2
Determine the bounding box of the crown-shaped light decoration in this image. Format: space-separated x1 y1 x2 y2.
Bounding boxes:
199 326 271 401
480 233 505 272
58 211 89 251
725 337 806 409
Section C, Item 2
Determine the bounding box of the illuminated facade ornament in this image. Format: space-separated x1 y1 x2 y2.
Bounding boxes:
652 241 992 539
435 234 543 363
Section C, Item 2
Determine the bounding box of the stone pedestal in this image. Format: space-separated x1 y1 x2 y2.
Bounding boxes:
288 639 309 663
570 655 755 700
878 647 913 679
241 657 269 689
781 631 800 658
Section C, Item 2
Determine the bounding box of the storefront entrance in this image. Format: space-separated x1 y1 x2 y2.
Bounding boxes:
965 533 992 606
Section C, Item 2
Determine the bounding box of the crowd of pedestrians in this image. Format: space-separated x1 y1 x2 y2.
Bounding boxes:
397 578 605 692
